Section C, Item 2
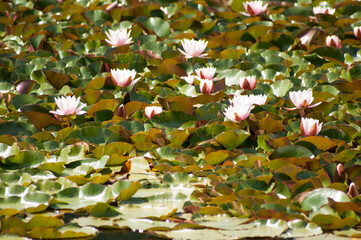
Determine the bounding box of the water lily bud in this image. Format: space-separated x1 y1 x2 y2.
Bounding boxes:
239 75 257 91
199 79 214 94
348 182 359 197
145 106 163 119
326 35 342 49
300 118 323 136
354 26 361 41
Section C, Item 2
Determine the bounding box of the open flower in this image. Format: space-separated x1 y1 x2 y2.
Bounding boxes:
300 118 323 136
181 76 196 85
313 6 335 15
354 26 361 40
110 68 141 87
179 39 208 59
231 94 267 106
239 75 257 90
145 106 163 119
224 103 253 122
243 1 268 16
50 96 86 116
326 35 342 49
199 79 214 94
195 67 216 80
105 29 133 47
287 89 321 110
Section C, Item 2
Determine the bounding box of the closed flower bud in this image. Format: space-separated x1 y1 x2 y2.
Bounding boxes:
326 35 342 49
199 79 214 94
300 118 323 136
145 106 163 119
239 75 257 91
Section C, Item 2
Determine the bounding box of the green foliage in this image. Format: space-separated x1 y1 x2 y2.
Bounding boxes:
1 0 361 238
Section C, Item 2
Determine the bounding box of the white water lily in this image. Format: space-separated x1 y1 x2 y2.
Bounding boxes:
313 6 335 15
179 39 208 59
50 96 86 116
230 94 267 106
287 89 321 110
224 103 253 122
110 68 141 87
105 28 133 46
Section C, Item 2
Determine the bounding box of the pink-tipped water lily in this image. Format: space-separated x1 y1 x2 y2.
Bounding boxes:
195 67 216 80
243 1 268 16
145 106 163 119
239 75 257 90
105 29 133 47
199 79 214 94
287 89 321 110
354 26 361 40
224 103 253 122
326 35 342 49
110 68 141 87
179 39 208 59
300 117 323 136
313 6 335 15
50 96 86 116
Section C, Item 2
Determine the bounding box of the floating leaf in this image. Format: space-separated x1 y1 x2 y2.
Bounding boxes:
204 151 228 166
42 70 70 90
21 105 60 130
302 188 351 211
215 130 249 150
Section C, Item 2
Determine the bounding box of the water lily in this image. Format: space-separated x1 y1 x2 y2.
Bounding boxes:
300 117 323 136
287 89 321 110
313 6 335 15
354 26 361 40
348 182 359 197
179 39 208 59
326 35 342 49
195 67 216 80
239 75 257 91
160 6 168 16
105 29 133 46
181 76 196 85
199 79 214 94
224 103 253 122
110 68 141 87
243 1 268 16
231 94 267 106
145 106 163 119
50 96 86 116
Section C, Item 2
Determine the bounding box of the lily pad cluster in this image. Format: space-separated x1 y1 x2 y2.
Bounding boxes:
1 0 361 239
